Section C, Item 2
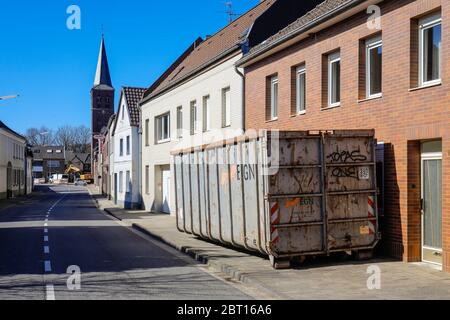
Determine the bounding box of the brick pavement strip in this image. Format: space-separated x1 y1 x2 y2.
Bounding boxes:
87 185 450 300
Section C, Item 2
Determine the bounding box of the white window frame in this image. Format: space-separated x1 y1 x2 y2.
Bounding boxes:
119 139 123 156
203 95 211 132
419 13 442 87
222 87 232 127
119 171 123 193
366 36 383 98
145 119 150 146
126 135 130 155
155 112 171 144
145 165 150 195
328 52 341 108
296 65 306 114
190 100 197 135
270 76 278 120
176 106 183 139
126 170 130 192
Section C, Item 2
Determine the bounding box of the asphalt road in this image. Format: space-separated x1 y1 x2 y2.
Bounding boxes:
0 185 251 300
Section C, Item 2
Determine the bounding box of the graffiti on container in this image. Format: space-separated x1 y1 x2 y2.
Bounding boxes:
331 166 359 180
327 147 367 163
236 164 257 181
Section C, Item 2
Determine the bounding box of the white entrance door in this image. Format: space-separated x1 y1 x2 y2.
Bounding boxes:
421 141 443 266
162 170 171 214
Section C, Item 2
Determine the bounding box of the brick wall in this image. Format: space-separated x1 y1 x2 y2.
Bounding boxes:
244 0 450 271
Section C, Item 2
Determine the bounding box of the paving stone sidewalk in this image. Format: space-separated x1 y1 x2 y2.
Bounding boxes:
87 185 450 300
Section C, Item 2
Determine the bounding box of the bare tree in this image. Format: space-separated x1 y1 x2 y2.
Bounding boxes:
55 126 76 150
26 125 90 152
24 127 40 146
74 125 91 153
25 127 55 146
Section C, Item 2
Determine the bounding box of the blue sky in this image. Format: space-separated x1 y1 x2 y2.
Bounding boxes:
0 0 258 134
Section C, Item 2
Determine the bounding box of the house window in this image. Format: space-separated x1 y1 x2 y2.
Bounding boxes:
122 107 125 120
155 113 170 143
267 75 278 120
296 65 306 114
145 165 150 195
328 52 341 107
47 160 60 168
177 106 183 139
222 87 231 127
126 136 130 155
120 138 123 156
203 96 211 132
126 170 130 192
145 119 150 146
419 13 442 86
203 95 211 132
119 171 123 193
366 36 382 98
190 100 197 135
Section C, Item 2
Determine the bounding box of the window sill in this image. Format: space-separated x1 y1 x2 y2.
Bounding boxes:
155 139 171 145
290 110 307 118
265 118 279 123
358 94 383 103
410 81 442 92
322 104 341 111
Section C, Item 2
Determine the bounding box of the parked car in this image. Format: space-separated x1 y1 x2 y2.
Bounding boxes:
49 174 69 184
74 179 87 186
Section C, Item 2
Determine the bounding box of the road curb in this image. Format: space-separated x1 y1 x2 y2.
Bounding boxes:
87 188 283 299
103 208 123 221
131 223 284 300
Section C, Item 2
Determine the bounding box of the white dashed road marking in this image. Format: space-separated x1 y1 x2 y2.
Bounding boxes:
46 285 55 301
44 261 52 272
42 194 67 301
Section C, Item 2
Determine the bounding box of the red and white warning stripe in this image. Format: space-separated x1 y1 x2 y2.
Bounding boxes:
270 202 280 244
368 196 376 235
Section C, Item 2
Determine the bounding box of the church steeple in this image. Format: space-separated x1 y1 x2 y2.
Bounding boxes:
91 35 115 161
94 36 112 87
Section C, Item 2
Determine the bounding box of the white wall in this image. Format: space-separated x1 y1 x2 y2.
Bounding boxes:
140 53 244 214
112 96 141 208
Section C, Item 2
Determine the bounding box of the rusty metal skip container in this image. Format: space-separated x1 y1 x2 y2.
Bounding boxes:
172 130 380 269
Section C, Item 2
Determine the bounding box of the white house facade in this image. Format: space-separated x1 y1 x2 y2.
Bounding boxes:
111 87 145 209
105 114 116 201
140 1 275 215
0 121 27 199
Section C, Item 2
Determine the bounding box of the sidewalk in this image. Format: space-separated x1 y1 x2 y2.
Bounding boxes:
0 191 41 213
88 186 450 300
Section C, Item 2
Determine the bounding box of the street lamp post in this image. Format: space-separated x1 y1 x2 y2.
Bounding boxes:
0 95 19 101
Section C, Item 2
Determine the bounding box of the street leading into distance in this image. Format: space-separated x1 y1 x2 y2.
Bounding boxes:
0 185 252 300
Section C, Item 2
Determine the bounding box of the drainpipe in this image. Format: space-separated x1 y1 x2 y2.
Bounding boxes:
138 107 143 210
234 65 245 133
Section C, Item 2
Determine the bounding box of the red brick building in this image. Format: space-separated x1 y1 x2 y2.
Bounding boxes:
238 0 449 271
